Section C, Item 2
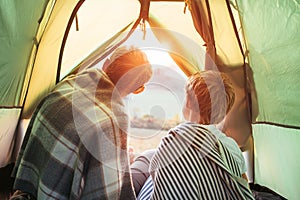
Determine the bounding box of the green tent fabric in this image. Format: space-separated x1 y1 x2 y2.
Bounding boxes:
1 0 300 199
237 0 300 126
253 124 300 200
0 0 48 106
0 0 49 166
236 0 300 199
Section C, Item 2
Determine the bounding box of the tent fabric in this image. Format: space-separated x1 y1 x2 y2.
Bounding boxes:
0 0 48 106
71 1 206 76
22 0 82 118
237 0 300 127
189 0 245 68
112 2 206 77
61 0 141 79
0 0 50 167
253 124 300 200
208 0 245 67
236 0 300 198
148 15 205 76
189 0 217 69
66 23 135 77
0 109 21 166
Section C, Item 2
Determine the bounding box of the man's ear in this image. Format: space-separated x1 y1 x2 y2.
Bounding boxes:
102 59 110 72
185 95 192 109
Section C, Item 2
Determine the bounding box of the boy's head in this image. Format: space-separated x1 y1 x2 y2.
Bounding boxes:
183 70 235 124
103 46 152 97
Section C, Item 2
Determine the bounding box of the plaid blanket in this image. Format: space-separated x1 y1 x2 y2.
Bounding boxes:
12 69 135 200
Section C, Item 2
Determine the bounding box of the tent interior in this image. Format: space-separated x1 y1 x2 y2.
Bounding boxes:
0 0 299 199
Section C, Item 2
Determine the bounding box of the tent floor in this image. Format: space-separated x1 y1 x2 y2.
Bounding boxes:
250 183 287 200
0 163 14 200
0 163 287 200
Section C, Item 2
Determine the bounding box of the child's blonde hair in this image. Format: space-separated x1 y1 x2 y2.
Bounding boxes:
186 71 235 124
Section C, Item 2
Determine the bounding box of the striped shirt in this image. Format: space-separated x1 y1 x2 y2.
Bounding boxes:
138 122 254 200
12 69 135 200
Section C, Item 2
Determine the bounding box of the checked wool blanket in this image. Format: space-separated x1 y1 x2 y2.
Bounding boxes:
12 69 135 200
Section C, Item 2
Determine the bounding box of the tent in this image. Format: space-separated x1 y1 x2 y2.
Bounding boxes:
0 0 299 199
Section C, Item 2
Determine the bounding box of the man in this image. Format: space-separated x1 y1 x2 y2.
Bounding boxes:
11 46 152 199
137 71 254 200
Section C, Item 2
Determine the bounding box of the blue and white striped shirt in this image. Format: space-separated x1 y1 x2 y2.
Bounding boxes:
138 122 254 200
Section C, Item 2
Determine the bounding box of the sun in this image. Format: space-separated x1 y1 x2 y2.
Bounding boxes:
144 49 174 66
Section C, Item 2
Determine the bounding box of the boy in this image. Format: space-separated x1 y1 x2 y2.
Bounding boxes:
138 71 253 200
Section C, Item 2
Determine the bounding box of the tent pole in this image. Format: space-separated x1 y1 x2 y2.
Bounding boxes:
56 0 85 83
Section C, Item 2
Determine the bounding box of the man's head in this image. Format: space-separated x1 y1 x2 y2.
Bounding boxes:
183 70 235 124
103 46 152 97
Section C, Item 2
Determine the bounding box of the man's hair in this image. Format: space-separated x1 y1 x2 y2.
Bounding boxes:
185 70 235 124
104 46 152 94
